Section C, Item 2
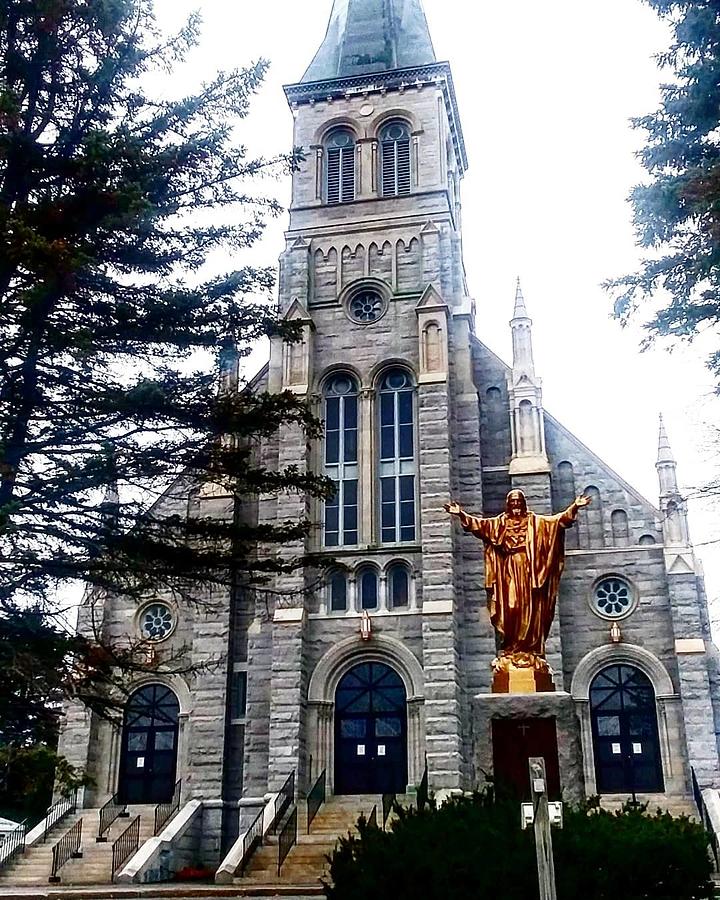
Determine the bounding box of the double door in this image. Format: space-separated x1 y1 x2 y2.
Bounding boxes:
118 684 179 804
335 662 408 794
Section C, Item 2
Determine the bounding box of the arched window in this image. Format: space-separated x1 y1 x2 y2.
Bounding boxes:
328 569 348 613
358 567 379 610
325 129 356 204
378 369 416 543
323 373 359 547
388 563 410 609
380 122 411 197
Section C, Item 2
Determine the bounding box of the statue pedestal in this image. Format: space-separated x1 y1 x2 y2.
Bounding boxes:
472 691 585 805
492 666 555 694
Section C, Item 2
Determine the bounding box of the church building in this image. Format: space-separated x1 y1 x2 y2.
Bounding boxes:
56 0 720 866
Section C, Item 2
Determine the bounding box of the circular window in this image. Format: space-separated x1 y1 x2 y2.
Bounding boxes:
592 577 636 620
348 289 387 324
139 603 175 642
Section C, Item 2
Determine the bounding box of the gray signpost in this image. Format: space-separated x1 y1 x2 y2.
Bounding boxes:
528 757 558 900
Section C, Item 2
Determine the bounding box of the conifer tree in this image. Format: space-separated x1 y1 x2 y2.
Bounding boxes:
608 0 720 382
0 0 329 726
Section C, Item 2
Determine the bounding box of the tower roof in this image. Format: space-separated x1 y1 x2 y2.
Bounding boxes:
657 413 676 466
512 277 529 320
302 0 436 83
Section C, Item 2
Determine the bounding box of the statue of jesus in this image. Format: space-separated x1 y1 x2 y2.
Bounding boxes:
445 490 591 689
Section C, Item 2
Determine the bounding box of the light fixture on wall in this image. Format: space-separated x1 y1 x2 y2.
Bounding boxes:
360 610 372 642
609 621 622 643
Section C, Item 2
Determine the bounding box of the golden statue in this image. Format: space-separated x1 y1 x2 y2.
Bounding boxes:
445 490 591 693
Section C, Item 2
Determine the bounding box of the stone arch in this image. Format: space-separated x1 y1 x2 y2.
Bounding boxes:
368 358 417 391
307 635 425 793
571 643 675 700
368 108 420 137
312 117 361 146
315 362 363 395
570 644 680 796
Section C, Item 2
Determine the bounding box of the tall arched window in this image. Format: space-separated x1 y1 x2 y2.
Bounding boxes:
380 122 411 197
328 569 348 613
325 129 356 204
388 562 410 609
324 373 359 547
358 567 379 611
379 369 416 543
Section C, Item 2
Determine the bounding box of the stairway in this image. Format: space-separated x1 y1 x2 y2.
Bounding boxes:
239 794 388 887
599 793 698 819
0 805 155 886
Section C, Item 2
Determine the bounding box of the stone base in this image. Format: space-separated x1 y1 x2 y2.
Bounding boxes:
492 667 555 694
472 691 585 805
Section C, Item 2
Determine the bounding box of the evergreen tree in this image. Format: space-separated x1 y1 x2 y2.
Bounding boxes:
608 0 720 382
0 0 330 722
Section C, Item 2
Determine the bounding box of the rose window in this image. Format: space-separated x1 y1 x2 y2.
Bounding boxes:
140 603 175 641
593 578 634 619
348 290 385 324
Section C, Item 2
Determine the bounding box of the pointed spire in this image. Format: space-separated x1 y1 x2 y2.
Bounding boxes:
657 413 676 465
512 277 529 321
510 278 535 377
218 333 240 395
99 454 120 535
302 0 436 83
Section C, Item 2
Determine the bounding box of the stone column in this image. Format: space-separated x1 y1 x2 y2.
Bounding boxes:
418 379 463 791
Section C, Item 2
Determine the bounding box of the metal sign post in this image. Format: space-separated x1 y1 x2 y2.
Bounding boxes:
528 757 558 900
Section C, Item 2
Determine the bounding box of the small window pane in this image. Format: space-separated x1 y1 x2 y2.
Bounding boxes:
398 391 413 424
326 432 339 465
380 393 394 425
381 425 395 460
381 478 395 503
376 717 402 737
326 397 340 430
341 719 366 738
344 428 358 463
154 730 176 751
398 424 413 458
344 395 358 429
128 732 147 751
400 475 415 501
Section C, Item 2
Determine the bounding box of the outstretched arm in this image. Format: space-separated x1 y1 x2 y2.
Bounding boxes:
558 494 592 528
444 500 491 537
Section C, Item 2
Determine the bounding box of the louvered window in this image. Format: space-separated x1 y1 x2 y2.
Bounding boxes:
325 129 355 204
380 122 412 197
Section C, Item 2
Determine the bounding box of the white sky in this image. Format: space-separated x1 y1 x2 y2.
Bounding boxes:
153 0 720 613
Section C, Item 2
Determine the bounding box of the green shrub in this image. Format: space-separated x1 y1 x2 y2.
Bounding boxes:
324 792 714 900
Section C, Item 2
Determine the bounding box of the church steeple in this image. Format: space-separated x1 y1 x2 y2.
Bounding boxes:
656 414 691 548
510 277 535 379
303 0 436 83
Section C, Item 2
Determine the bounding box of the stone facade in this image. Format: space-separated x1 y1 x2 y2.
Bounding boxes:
58 0 720 861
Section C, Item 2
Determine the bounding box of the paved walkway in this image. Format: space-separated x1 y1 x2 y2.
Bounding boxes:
0 884 323 900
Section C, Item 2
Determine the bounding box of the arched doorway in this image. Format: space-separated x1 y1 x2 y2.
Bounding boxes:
118 684 180 804
335 662 408 794
590 665 664 794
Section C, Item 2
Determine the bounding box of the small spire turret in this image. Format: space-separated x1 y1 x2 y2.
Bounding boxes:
219 333 240 395
656 414 690 548
507 279 549 475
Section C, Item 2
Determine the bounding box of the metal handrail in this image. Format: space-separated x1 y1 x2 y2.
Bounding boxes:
417 763 429 812
272 770 295 833
691 767 719 870
306 769 326 833
0 821 26 869
43 790 78 842
382 793 396 830
49 818 82 882
277 805 297 876
368 805 378 829
237 806 264 876
112 814 140 878
154 779 182 835
97 793 127 842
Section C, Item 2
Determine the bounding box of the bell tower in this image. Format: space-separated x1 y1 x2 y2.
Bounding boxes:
258 0 483 795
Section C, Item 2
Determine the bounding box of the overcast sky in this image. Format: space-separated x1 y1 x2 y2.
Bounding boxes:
152 0 720 610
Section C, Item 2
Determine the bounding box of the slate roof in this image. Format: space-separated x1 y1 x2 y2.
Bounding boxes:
302 0 436 83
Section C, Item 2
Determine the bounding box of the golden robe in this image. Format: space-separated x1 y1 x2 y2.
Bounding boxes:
459 504 579 659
